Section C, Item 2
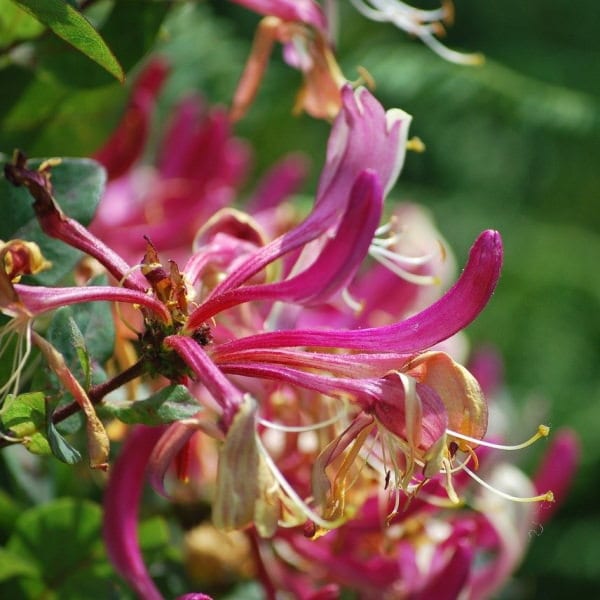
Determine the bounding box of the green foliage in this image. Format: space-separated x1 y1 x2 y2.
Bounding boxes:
47 296 115 381
0 392 50 455
0 498 114 598
0 155 107 284
46 415 82 465
102 385 201 426
11 0 124 82
0 1 171 155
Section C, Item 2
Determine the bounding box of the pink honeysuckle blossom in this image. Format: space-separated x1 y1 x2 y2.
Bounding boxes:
249 427 578 600
6 84 509 599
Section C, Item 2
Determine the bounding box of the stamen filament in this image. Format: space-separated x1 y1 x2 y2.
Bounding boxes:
255 434 347 531
258 406 347 433
462 464 554 503
446 425 550 451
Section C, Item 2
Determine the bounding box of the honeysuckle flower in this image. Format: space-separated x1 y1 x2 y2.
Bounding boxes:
6 84 508 599
348 0 484 65
229 0 349 120
252 428 578 600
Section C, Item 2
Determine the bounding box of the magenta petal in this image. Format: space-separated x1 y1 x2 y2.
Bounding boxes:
192 88 410 305
217 229 503 354
103 426 165 600
230 0 327 30
414 541 473 600
15 283 170 322
148 421 198 497
534 429 580 524
187 170 382 326
164 335 244 424
93 58 169 180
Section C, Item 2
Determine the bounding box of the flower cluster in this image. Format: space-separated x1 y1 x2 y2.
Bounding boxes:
0 3 579 600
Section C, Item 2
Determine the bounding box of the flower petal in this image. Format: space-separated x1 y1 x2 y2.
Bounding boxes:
216 229 503 354
186 170 382 326
103 426 166 600
15 283 170 322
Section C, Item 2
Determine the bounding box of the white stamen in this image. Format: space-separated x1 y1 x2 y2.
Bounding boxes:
461 463 554 504
255 434 347 530
258 405 347 433
349 0 483 66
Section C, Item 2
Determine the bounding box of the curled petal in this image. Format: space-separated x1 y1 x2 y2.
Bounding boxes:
197 87 411 303
103 426 166 600
148 421 199 497
406 351 488 443
217 229 503 354
15 283 170 323
187 170 382 326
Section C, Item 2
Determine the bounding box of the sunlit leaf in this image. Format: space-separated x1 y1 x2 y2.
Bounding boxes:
11 0 124 82
0 392 50 455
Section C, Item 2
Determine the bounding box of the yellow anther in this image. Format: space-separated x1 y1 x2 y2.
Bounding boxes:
406 136 426 153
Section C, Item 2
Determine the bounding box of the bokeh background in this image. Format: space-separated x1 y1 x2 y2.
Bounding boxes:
1 1 598 597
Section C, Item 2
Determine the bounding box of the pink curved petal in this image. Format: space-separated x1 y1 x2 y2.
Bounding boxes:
103 426 166 600
147 421 198 497
94 58 170 180
215 229 503 354
15 283 169 322
186 170 382 326
164 335 244 425
196 87 410 301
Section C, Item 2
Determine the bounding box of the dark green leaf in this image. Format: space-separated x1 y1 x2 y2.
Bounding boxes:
11 0 124 82
47 296 114 381
0 156 106 285
46 413 81 464
0 392 51 455
103 385 201 426
5 498 116 598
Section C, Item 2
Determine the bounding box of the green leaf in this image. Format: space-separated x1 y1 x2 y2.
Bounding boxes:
0 0 44 47
103 385 201 426
0 548 38 583
47 297 114 381
4 498 117 599
11 0 124 82
0 392 51 455
46 414 82 464
0 156 106 285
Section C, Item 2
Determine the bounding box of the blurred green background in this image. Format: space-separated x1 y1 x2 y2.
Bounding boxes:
1 1 598 597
